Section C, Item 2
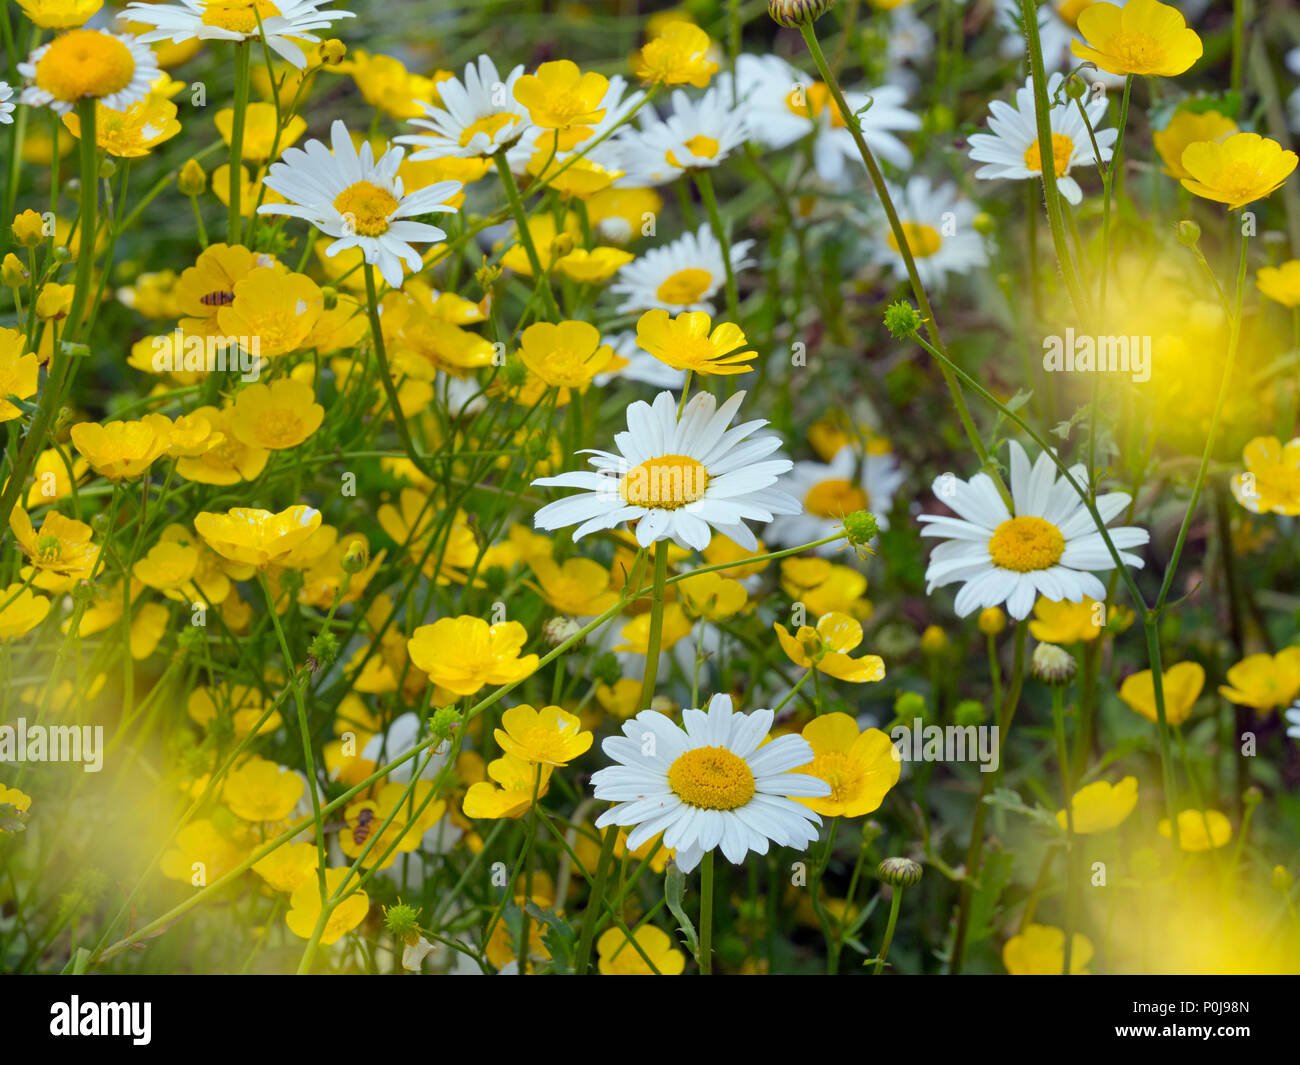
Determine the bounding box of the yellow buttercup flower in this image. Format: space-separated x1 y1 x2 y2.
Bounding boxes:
229 378 325 451
634 21 718 87
223 756 304 822
780 558 871 620
407 616 539 696
285 867 369 945
62 95 181 157
216 102 306 162
17 0 102 29
340 781 445 867
9 504 98 579
70 413 173 479
0 329 38 424
1159 808 1232 851
174 404 270 485
553 247 635 283
586 186 662 245
597 925 686 975
132 540 199 594
175 242 278 338
1231 436 1300 516
794 712 900 817
1028 596 1103 644
217 267 323 357
193 504 323 569
332 50 441 119
159 819 248 883
0 784 33 832
495 704 592 766
529 556 620 617
1071 0 1202 77
1257 260 1300 308
1217 648 1300 713
1152 108 1236 179
526 150 622 198
635 309 755 376
11 209 47 247
1119 661 1204 726
773 611 886 683
516 319 615 392
594 678 643 720
0 584 51 641
678 570 748 621
462 752 553 819
1056 776 1138 834
1179 132 1298 211
500 212 582 277
1003 923 1093 975
513 60 607 143
252 841 318 893
35 283 74 320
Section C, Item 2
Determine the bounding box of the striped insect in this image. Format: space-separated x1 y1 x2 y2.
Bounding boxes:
352 807 376 846
199 290 235 307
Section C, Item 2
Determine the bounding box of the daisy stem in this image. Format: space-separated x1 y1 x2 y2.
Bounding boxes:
796 20 999 496
573 824 617 973
1231 0 1244 104
637 539 670 710
1020 0 1093 324
950 619 1027 974
493 150 560 320
699 850 714 975
517 763 544 974
227 41 251 244
1051 683 1077 975
364 262 434 480
873 885 904 975
65 98 97 342
693 169 739 325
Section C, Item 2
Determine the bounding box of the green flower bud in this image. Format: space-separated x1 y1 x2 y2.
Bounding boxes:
877 857 923 887
883 299 922 339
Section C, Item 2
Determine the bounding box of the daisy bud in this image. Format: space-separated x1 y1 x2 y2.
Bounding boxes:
383 901 422 944
321 38 347 65
877 857 923 887
178 158 207 196
1063 74 1088 100
893 690 927 722
978 606 1007 636
883 300 921 339
543 616 583 647
920 624 947 655
954 699 985 727
2 253 27 288
1176 219 1201 246
973 212 996 236
1031 642 1077 685
841 509 879 546
769 0 835 28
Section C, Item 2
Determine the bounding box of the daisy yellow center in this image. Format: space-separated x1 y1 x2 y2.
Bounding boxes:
988 515 1066 572
805 478 868 518
1054 0 1096 30
655 267 713 305
786 83 845 128
666 134 720 168
667 746 755 810
620 454 709 509
458 112 518 148
35 30 135 102
805 751 863 805
333 181 399 237
201 0 282 34
886 222 943 259
1022 133 1074 177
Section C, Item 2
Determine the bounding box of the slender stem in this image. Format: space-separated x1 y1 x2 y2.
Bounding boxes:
227 41 251 244
699 850 714 975
1052 683 1077 974
493 150 559 320
572 824 617 973
874 886 904 974
637 541 670 710
694 169 738 323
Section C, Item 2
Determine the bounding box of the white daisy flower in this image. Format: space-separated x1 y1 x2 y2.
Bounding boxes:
967 72 1116 206
918 440 1149 620
258 119 461 289
610 223 753 315
532 389 799 552
615 86 749 187
123 0 355 69
728 52 920 183
507 74 643 177
864 176 987 291
18 29 161 115
0 83 14 125
592 330 687 391
590 693 831 873
396 54 532 160
766 444 905 556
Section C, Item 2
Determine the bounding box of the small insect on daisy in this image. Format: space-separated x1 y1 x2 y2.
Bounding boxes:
919 440 1149 619
124 0 356 69
590 693 831 873
532 389 799 551
967 72 1116 205
18 27 161 115
258 119 462 289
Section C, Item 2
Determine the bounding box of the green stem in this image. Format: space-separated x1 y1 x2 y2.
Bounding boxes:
874 886 904 975
699 850 714 975
227 41 252 244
